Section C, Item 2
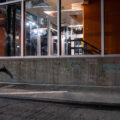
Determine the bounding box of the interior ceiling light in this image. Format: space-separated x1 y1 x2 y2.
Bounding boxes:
69 25 83 28
44 9 82 16
44 11 56 17
26 21 37 27
44 0 89 16
44 11 56 15
44 0 89 15
16 36 19 40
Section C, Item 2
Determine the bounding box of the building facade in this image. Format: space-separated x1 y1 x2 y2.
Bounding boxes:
0 0 120 87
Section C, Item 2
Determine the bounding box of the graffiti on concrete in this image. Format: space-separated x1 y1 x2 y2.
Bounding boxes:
0 66 13 79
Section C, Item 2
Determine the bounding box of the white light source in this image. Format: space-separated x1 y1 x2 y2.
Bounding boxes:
33 29 38 34
26 21 38 27
26 22 30 26
38 28 47 36
44 11 56 15
32 22 36 26
69 25 83 28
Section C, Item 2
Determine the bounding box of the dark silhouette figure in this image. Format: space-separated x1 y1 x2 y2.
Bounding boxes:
0 66 13 79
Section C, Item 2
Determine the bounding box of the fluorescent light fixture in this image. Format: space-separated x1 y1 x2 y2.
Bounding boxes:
44 11 57 15
44 9 82 16
69 25 83 28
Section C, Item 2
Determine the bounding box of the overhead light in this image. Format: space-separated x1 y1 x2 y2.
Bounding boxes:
44 9 82 16
44 11 57 17
32 6 50 8
26 22 30 26
69 25 83 28
16 35 19 40
44 11 56 15
26 21 37 27
38 28 47 36
33 29 38 34
31 22 36 26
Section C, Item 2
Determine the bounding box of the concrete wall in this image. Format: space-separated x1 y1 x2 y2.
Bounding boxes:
0 57 120 86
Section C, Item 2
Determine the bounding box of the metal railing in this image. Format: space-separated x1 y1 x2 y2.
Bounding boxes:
70 38 101 55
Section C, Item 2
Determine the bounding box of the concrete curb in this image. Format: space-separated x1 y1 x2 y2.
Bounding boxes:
0 95 120 110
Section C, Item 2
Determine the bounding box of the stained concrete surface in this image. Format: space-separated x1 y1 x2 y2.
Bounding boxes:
0 57 120 86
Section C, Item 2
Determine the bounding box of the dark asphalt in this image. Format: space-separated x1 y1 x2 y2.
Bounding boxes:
0 83 120 120
0 97 120 120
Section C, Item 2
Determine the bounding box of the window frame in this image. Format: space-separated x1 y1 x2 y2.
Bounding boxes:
0 0 119 59
0 0 23 57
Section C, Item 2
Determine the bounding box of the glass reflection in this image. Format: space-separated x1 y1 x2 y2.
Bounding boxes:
0 3 21 56
61 0 101 55
25 0 57 56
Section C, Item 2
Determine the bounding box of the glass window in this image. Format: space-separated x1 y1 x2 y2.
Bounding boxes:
61 0 101 56
0 3 21 56
104 0 120 54
25 0 57 56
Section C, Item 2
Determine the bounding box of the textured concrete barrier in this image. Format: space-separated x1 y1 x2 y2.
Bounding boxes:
0 57 120 86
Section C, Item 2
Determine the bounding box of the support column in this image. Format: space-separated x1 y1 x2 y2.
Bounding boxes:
12 5 16 56
37 35 41 56
57 0 61 56
21 0 24 57
101 0 104 56
48 19 51 56
5 5 11 56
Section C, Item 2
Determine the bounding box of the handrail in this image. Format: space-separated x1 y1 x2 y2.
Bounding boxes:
70 47 100 54
71 38 101 54
83 48 100 54
71 38 101 53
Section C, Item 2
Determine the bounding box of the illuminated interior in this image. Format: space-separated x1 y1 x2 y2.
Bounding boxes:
0 0 120 57
0 3 21 56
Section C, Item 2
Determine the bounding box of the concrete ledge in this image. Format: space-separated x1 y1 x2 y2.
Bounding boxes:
0 95 120 110
1 82 120 92
0 57 120 86
0 83 120 105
